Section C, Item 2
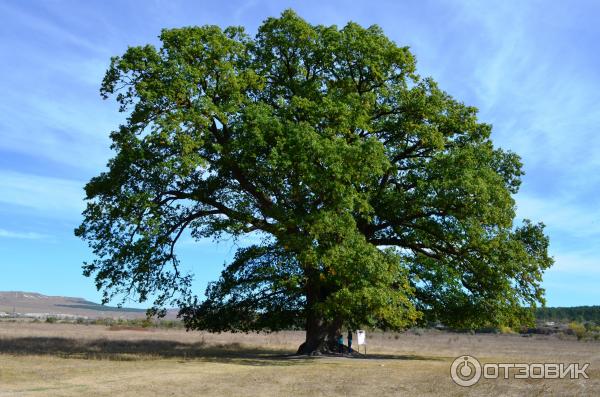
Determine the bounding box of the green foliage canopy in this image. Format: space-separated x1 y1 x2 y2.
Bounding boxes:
76 10 553 336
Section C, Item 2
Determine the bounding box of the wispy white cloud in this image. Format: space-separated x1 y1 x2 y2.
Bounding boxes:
0 170 85 217
0 1 110 55
516 194 600 240
0 1 118 174
450 2 600 169
551 250 600 274
0 228 48 240
0 90 114 172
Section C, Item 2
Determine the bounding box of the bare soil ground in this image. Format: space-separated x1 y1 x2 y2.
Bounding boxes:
0 321 598 396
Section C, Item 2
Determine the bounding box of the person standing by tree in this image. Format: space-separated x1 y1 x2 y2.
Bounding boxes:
337 333 344 354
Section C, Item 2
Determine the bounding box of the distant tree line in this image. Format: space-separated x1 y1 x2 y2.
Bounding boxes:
535 306 600 323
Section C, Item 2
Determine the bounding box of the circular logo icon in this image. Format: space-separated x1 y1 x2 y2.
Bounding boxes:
450 355 482 386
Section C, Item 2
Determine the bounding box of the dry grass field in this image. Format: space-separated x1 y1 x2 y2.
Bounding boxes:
0 321 598 396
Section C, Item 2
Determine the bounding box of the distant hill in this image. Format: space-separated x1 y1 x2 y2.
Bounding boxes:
0 291 176 319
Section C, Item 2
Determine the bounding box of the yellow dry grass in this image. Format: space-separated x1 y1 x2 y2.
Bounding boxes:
0 321 598 396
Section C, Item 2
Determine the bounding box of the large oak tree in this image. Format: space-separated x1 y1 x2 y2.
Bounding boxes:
76 10 552 354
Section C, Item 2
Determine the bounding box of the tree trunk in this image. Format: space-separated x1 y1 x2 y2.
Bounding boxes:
296 306 344 355
326 317 343 343
296 309 328 355
296 272 342 355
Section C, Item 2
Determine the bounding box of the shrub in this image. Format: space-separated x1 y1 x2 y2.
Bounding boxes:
569 321 587 341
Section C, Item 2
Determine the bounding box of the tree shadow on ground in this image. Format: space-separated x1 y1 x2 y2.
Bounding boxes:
0 336 298 366
0 336 444 366
351 353 446 361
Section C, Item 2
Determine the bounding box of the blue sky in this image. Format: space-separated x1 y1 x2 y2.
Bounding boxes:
0 0 598 307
